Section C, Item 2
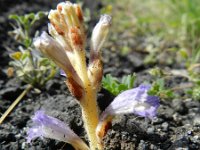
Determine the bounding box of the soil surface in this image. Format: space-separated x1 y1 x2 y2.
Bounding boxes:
0 0 200 150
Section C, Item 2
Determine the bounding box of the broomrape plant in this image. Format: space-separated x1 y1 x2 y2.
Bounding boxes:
27 1 160 150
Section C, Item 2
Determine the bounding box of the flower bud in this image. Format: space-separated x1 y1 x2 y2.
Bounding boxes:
34 32 71 72
34 32 84 88
87 59 103 91
90 15 112 61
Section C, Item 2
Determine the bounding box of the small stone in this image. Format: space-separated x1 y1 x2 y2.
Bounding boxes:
161 122 169 132
193 115 200 125
194 135 199 140
121 132 128 140
172 99 187 114
147 127 155 134
137 140 148 150
21 142 26 149
169 137 189 150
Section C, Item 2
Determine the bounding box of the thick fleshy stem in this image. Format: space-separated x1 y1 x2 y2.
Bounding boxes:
68 43 101 149
80 83 102 150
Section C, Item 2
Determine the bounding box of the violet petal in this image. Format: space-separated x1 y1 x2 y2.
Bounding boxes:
101 84 160 119
27 110 81 143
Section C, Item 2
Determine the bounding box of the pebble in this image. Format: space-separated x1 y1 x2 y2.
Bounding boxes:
21 142 26 149
193 115 200 125
172 99 185 114
161 122 169 132
194 135 199 140
137 140 147 149
147 127 155 134
169 137 189 150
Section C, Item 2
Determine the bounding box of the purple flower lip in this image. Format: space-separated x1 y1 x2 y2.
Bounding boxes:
101 84 160 119
27 110 77 143
96 84 160 143
26 110 89 150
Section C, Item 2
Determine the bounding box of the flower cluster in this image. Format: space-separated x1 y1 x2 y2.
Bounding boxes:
34 2 111 100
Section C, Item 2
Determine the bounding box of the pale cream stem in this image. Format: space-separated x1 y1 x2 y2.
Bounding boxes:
71 138 90 150
80 83 102 150
73 50 87 81
74 49 101 150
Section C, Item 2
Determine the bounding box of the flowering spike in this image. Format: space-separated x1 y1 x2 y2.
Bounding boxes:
27 111 89 150
96 84 160 144
49 2 85 52
34 1 111 149
47 1 88 82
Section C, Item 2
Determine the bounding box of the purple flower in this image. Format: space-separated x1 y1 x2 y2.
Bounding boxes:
96 84 159 143
101 84 160 119
27 111 89 150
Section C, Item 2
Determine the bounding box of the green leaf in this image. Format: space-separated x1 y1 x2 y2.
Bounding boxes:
39 58 51 66
148 78 175 100
102 74 136 95
21 51 29 61
9 14 20 21
118 84 127 92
